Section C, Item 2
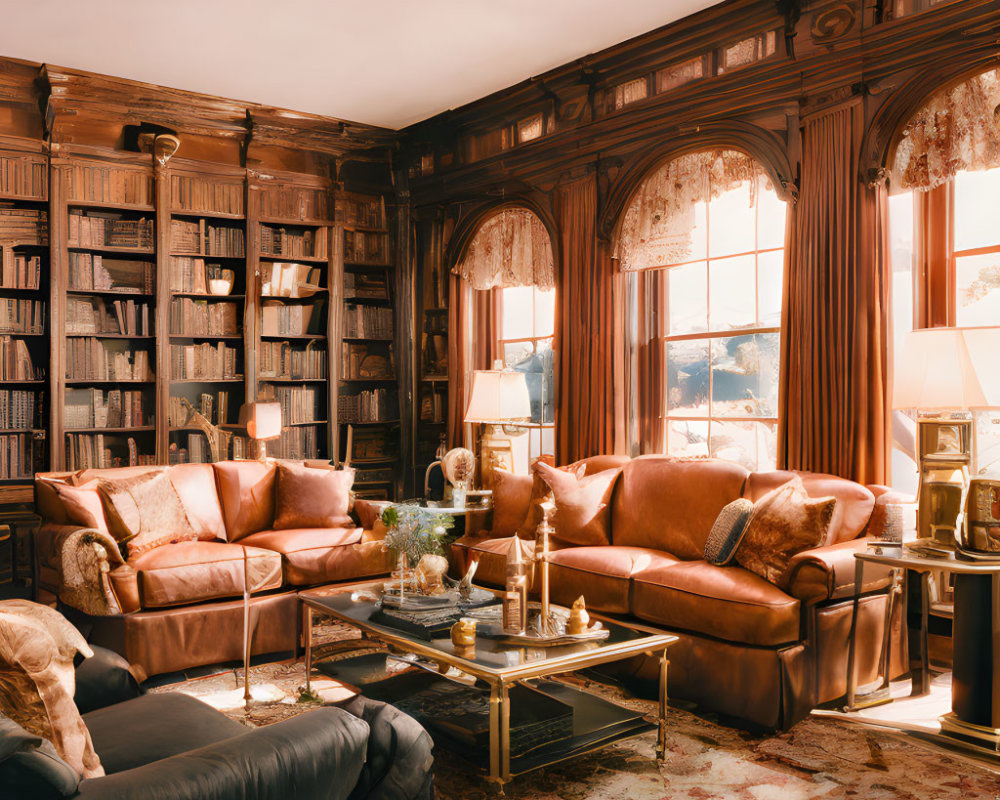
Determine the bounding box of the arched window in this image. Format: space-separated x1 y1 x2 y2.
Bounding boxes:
616 149 787 470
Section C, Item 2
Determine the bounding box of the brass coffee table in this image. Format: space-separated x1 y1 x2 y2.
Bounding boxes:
300 582 677 787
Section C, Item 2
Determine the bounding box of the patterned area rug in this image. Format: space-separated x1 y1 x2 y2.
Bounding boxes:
151 620 1000 799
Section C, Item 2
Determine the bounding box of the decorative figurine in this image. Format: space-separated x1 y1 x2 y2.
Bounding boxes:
450 617 477 646
502 537 528 634
458 557 479 602
416 554 449 595
566 596 590 635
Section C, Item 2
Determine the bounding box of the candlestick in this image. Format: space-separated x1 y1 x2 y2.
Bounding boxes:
537 499 556 636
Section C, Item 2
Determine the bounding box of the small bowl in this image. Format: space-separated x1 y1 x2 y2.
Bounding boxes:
208 276 234 296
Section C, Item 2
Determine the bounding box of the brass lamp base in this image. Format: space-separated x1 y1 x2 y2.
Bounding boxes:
478 425 514 490
915 415 972 550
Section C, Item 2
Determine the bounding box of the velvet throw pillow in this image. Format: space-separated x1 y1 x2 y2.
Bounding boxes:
533 461 620 547
735 477 836 587
46 480 109 535
97 471 196 559
273 462 355 530
490 471 533 539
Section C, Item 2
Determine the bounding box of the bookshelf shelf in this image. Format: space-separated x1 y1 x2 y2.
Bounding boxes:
171 378 245 384
286 420 328 427
261 377 327 384
65 379 154 385
170 252 245 260
344 260 393 268
259 254 329 265
258 215 335 227
171 292 247 300
260 333 325 341
172 209 244 221
340 377 397 383
67 200 155 212
168 334 242 340
67 245 155 256
66 289 155 298
66 426 156 433
66 333 155 340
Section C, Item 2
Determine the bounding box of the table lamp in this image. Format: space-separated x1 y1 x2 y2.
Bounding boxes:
238 402 282 460
464 368 531 489
893 327 1000 551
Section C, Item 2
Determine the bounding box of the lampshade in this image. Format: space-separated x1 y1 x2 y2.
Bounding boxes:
464 370 531 424
238 402 282 440
894 327 1000 411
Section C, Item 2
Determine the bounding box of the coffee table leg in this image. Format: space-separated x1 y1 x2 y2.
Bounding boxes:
657 650 669 760
488 680 511 788
303 605 313 694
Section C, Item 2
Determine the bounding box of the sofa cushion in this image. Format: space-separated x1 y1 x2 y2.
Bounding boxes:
167 463 227 542
129 541 282 608
273 462 354 530
213 461 277 541
743 470 875 546
46 480 109 535
736 476 834 587
98 471 197 558
535 461 621 547
238 528 390 586
490 471 533 539
548 546 679 614
631 560 801 647
611 456 749 559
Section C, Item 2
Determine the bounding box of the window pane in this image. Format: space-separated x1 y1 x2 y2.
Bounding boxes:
709 254 755 331
687 202 708 263
710 333 780 418
666 339 710 416
540 425 555 461
667 419 709 457
533 288 555 338
668 261 708 335
975 411 1000 476
889 191 914 363
708 180 755 258
955 251 1000 327
756 177 786 251
505 339 553 424
501 285 534 340
710 420 777 471
954 167 1000 252
757 249 784 327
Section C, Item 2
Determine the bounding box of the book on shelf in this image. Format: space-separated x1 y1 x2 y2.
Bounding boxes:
419 387 446 424
230 433 250 460
171 176 243 216
260 297 326 336
273 385 320 424
341 342 394 380
270 425 320 460
259 186 330 222
67 211 153 249
0 433 37 479
0 298 44 334
168 392 230 426
423 334 448 375
338 387 395 423
66 339 152 381
65 165 153 207
0 336 40 380
170 218 245 257
68 253 154 293
64 388 146 429
259 225 327 259
344 304 392 339
343 230 388 264
258 341 326 380
169 297 240 336
0 252 42 290
170 257 238 294
260 261 323 298
0 156 46 199
340 195 385 229
343 271 388 300
347 425 398 462
66 297 151 336
0 389 42 429
65 433 155 470
170 342 240 380
0 207 48 245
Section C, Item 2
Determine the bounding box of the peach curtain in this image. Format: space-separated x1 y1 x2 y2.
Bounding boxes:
446 275 495 448
779 101 891 484
553 175 616 463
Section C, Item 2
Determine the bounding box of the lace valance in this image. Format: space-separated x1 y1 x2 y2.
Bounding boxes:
891 67 1000 193
454 208 554 290
615 149 763 271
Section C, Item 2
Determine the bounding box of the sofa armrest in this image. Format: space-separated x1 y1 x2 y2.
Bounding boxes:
354 498 383 531
53 525 127 616
73 707 370 800
784 538 893 605
74 645 145 714
864 487 917 539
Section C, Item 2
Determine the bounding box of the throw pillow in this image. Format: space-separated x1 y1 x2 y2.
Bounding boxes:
46 480 109 536
735 477 836 587
704 498 755 566
97 471 196 558
273 462 355 529
514 462 585 540
214 460 277 541
490 471 533 539
533 461 621 547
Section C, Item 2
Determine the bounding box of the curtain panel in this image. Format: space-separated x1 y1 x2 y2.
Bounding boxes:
779 101 891 485
453 208 555 290
553 175 617 463
446 275 495 448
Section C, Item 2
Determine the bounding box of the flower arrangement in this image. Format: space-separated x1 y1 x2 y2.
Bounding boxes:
381 504 455 568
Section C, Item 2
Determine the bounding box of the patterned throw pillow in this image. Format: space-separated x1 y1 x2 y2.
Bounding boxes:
97 471 196 558
704 498 755 566
735 477 836 587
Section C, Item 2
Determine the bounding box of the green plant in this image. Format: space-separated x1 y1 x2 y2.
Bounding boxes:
381 504 455 567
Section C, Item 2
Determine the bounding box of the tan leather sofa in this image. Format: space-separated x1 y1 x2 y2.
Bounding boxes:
34 460 391 677
451 454 904 730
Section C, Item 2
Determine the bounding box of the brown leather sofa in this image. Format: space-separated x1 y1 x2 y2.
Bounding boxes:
34 460 391 677
451 454 904 730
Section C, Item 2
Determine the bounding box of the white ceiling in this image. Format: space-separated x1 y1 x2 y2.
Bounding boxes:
0 0 725 130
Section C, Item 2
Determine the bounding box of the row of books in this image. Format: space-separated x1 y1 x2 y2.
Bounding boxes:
258 341 327 380
343 230 388 264
340 196 385 229
344 271 389 300
273 385 321 424
66 339 152 381
341 342 394 380
171 176 243 216
269 425 320 460
0 298 45 333
261 298 325 337
229 434 253 460
0 389 41 429
168 392 231 427
0 336 40 379
344 304 392 339
0 156 46 199
66 297 151 336
260 261 323 298
66 165 154 207
0 433 37 479
0 208 48 245
170 258 238 294
170 297 240 337
170 342 240 381
68 212 153 249
171 219 245 256
65 434 156 470
167 433 216 464
419 387 446 424
65 388 147 429
338 388 395 423
259 186 330 222
69 254 155 294
260 225 327 259
0 253 42 290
